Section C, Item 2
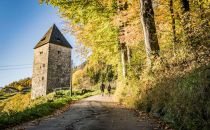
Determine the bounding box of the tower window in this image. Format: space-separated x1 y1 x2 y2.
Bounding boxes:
42 77 44 80
43 64 45 67
58 51 61 54
57 38 61 41
40 51 43 54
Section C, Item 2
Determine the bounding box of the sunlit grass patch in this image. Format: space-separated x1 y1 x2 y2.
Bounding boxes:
0 89 100 129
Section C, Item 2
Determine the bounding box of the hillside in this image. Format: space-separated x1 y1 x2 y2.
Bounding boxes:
0 78 31 100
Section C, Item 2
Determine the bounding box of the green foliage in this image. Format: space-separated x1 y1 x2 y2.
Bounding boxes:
86 67 101 84
73 59 117 90
106 65 115 82
87 63 116 83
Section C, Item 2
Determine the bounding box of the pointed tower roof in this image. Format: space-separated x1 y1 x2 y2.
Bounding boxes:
34 24 72 49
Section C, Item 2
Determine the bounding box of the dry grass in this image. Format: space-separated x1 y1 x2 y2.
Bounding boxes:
115 45 210 129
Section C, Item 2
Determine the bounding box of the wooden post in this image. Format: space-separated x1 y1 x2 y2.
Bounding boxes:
70 60 73 96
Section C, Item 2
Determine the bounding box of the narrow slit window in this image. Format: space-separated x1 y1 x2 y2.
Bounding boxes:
58 51 61 54
42 77 44 80
40 51 43 54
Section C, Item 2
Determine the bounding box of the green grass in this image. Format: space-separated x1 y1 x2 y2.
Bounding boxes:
0 89 100 129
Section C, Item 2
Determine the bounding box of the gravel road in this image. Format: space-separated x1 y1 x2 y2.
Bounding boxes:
10 95 161 130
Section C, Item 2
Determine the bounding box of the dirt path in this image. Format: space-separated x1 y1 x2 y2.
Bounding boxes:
10 95 163 130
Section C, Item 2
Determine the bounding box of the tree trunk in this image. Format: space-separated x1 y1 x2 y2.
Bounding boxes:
118 23 127 78
127 45 131 65
179 0 192 45
169 0 177 55
181 0 190 12
117 0 128 78
140 0 160 67
120 43 127 78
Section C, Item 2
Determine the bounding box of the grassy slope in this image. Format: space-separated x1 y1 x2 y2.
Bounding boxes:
115 46 210 129
0 90 100 129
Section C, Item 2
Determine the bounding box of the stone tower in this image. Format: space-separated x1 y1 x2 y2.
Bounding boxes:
31 24 72 99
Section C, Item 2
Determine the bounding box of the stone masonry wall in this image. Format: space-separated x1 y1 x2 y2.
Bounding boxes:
47 44 71 93
31 44 49 99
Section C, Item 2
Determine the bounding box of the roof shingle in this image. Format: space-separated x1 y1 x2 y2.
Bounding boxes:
34 24 72 49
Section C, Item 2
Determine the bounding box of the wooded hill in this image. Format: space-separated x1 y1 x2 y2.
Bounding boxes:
73 60 116 90
0 78 31 99
40 0 210 129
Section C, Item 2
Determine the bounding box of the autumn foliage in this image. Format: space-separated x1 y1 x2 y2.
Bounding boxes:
40 0 210 129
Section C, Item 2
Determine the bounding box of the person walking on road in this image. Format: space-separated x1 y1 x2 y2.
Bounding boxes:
107 84 111 96
100 83 105 96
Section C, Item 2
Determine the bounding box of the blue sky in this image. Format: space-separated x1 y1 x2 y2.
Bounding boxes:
0 0 81 87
